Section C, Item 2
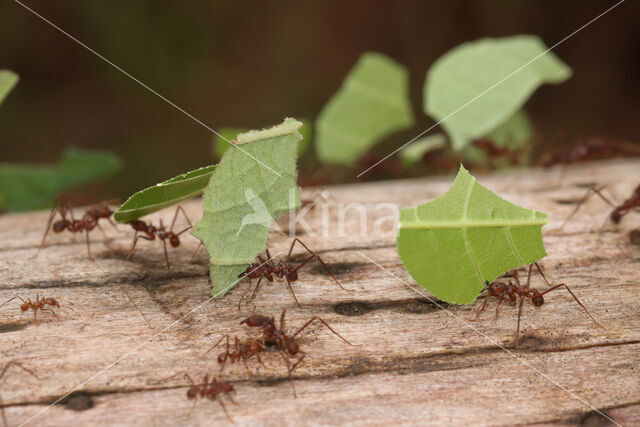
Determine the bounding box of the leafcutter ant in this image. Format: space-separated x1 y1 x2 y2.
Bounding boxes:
558 183 640 229
179 373 236 422
472 263 602 349
238 238 351 307
126 206 193 268
0 361 40 427
33 195 118 260
203 335 267 374
0 294 68 324
240 309 354 396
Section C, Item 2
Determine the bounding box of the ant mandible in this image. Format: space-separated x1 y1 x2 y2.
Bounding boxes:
0 294 65 324
238 238 351 307
240 309 354 397
1 361 40 427
472 263 602 349
180 373 236 422
126 206 193 269
33 195 118 260
558 183 640 229
203 335 267 374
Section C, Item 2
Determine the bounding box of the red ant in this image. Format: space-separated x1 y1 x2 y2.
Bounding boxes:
240 309 354 397
126 206 193 268
0 294 66 324
203 335 267 374
472 263 602 350
238 238 351 307
558 184 640 229
33 195 118 260
472 138 522 167
1 361 40 427
179 373 236 422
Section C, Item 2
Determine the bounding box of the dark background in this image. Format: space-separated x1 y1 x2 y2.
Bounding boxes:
1 0 638 200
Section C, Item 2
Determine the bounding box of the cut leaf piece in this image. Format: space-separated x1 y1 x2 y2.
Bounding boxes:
192 118 302 297
399 133 446 168
0 70 19 106
213 120 310 161
114 164 216 223
397 165 548 304
424 35 571 150
0 147 121 212
316 52 414 166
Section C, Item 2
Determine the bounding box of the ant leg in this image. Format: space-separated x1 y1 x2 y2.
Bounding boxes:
190 242 204 262
85 230 94 262
292 316 353 346
126 234 154 260
204 335 228 358
217 398 233 423
162 239 170 269
291 352 306 371
280 309 287 330
533 262 552 286
279 352 297 398
31 195 65 258
0 296 27 308
247 277 264 304
0 391 6 427
170 206 193 231
290 238 351 292
539 284 603 328
471 296 489 322
493 299 503 321
515 297 524 350
256 353 267 370
0 361 40 381
558 186 616 230
41 308 60 320
284 277 301 307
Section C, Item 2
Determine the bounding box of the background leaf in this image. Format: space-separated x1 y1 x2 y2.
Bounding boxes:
316 52 414 166
0 70 19 106
397 165 548 304
114 164 216 222
0 147 121 212
424 35 571 150
192 118 302 297
399 133 446 168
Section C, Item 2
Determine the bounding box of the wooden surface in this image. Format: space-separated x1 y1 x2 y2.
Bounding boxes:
1 159 639 426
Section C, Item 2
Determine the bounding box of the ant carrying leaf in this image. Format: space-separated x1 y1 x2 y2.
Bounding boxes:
471 263 602 349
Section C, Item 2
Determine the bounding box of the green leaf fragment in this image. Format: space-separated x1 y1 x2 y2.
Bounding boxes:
0 147 121 212
316 52 414 166
397 165 548 304
424 35 571 150
0 70 19 106
213 120 310 161
399 133 447 168
192 118 302 297
114 164 216 223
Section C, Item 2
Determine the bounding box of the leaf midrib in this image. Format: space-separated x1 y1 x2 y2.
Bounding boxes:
399 219 547 229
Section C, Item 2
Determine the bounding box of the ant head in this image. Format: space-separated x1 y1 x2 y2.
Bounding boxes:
169 235 180 247
285 339 299 355
20 302 30 312
532 292 544 307
53 220 66 232
285 266 298 281
186 387 198 399
611 211 622 224
44 298 60 308
217 353 227 364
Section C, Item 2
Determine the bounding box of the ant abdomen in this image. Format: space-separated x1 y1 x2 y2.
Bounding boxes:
53 220 66 232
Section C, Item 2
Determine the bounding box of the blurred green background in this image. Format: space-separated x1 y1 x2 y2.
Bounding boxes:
1 0 638 203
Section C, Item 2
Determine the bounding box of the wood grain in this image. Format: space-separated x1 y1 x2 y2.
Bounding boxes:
1 159 639 426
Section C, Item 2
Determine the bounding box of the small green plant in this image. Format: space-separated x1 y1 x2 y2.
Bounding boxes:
397 165 548 304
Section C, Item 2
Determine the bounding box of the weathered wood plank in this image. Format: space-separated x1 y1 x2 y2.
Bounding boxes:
1 159 639 426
